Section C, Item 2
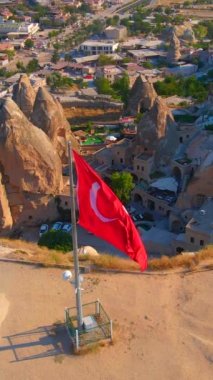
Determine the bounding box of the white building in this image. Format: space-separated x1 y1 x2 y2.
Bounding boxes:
0 20 39 37
80 40 119 56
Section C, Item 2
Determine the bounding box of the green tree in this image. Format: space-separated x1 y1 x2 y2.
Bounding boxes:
47 72 73 90
194 24 208 39
16 60 25 71
95 77 115 96
110 172 134 205
24 39 34 49
112 74 130 105
53 42 61 50
51 50 60 64
142 61 153 69
38 230 72 252
154 75 208 102
5 49 15 61
26 58 40 73
106 15 120 26
98 54 114 66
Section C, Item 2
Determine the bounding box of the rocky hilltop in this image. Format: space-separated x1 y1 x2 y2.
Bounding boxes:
127 75 157 116
136 97 179 167
0 98 63 229
12 74 36 118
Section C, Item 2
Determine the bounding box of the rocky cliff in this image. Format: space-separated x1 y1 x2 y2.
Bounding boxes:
12 74 36 118
31 87 79 163
0 98 63 228
136 97 179 167
61 96 123 123
126 75 157 116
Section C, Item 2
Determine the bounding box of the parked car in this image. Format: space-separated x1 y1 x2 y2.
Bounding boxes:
39 224 49 237
51 221 63 231
131 213 143 223
62 223 72 233
135 213 144 221
126 206 136 215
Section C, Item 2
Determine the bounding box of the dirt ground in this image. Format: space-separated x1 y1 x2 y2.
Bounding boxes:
0 262 212 380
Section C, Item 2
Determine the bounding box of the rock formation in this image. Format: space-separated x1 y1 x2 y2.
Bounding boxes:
126 75 157 116
0 98 63 227
167 30 181 64
136 97 179 167
0 172 13 231
182 28 196 43
187 153 213 204
12 74 36 118
31 87 79 163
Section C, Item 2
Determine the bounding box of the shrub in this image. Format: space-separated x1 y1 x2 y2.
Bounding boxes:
38 230 72 252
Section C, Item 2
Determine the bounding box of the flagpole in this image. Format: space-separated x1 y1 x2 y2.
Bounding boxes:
68 141 83 330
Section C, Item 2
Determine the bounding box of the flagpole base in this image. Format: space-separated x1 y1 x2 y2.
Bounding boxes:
64 300 113 352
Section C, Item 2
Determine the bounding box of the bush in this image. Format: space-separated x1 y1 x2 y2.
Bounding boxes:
154 75 208 102
38 230 73 252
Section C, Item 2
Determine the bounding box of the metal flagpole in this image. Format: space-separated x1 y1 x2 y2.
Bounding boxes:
68 141 83 330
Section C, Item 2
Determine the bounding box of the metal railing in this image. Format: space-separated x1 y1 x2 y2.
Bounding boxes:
65 300 112 351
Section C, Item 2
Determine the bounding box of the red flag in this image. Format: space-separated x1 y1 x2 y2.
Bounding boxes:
73 150 147 271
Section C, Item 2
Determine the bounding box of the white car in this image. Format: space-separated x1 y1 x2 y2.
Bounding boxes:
39 224 49 237
52 222 63 231
62 223 72 233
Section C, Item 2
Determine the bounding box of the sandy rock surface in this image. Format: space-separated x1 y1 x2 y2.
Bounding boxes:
0 262 212 380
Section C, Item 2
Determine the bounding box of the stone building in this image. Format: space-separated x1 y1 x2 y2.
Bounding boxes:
105 26 128 41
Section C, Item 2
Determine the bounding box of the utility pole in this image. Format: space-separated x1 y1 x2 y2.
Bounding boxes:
68 141 83 329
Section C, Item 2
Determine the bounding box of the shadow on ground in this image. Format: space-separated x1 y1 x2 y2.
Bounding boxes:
1 324 72 362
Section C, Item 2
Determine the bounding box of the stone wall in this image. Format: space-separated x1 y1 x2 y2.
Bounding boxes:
61 97 123 123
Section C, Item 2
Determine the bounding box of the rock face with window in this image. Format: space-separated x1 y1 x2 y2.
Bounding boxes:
133 154 154 182
186 154 213 208
0 98 63 230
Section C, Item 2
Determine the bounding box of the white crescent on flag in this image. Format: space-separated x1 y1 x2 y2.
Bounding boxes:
89 182 117 223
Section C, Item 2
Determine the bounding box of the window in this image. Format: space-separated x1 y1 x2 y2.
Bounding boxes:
120 158 123 163
190 237 194 243
28 215 32 220
137 165 139 170
65 201 68 206
200 240 204 246
179 137 183 143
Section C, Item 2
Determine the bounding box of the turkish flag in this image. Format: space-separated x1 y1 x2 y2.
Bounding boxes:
73 150 147 271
